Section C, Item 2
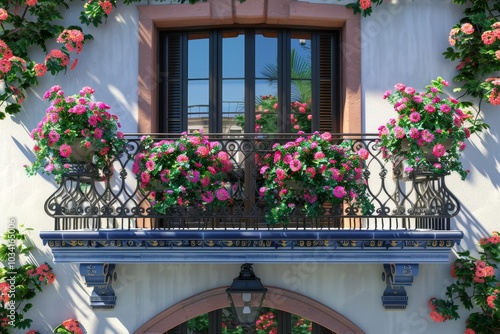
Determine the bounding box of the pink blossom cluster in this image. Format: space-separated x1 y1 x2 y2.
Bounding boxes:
255 311 278 334
25 85 125 182
61 318 83 334
359 0 371 10
259 132 373 224
473 260 495 283
26 263 56 285
378 77 474 180
135 131 234 214
428 298 452 323
253 95 312 133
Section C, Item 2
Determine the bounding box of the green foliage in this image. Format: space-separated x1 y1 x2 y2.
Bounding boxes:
345 0 386 17
428 231 500 334
0 0 245 121
235 95 312 134
0 226 55 333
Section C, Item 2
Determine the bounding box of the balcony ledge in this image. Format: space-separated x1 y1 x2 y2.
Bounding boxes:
40 229 463 264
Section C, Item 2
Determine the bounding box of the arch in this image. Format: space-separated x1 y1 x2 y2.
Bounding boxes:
133 286 365 334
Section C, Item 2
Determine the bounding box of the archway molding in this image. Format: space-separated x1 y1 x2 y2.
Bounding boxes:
134 286 365 334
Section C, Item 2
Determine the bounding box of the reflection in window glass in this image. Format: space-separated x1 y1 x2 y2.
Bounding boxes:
222 32 245 134
188 34 209 133
290 33 312 133
255 32 278 133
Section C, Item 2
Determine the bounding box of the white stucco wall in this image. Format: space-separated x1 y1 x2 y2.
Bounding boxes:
1 0 498 333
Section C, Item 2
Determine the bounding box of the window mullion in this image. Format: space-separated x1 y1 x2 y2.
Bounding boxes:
209 30 222 133
245 30 256 134
278 30 291 133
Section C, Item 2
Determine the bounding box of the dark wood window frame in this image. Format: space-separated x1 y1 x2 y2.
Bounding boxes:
158 28 341 134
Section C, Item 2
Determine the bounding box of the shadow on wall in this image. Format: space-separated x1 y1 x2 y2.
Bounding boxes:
453 203 493 257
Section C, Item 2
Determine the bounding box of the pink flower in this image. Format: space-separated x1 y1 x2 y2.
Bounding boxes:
0 8 8 21
216 188 230 201
276 168 286 180
404 87 415 95
394 83 405 91
461 23 474 34
482 30 496 45
333 186 346 198
200 176 210 187
141 172 150 184
487 295 497 309
464 329 476 334
187 170 200 183
34 63 47 77
432 143 446 158
93 128 103 138
289 159 302 172
424 104 436 113
48 130 60 142
314 152 325 159
409 112 421 123
177 154 188 163
429 310 445 322
196 145 209 157
357 148 369 160
420 130 434 143
201 191 214 203
440 104 451 114
409 128 420 139
59 144 72 158
146 160 155 171
359 0 371 10
320 132 332 141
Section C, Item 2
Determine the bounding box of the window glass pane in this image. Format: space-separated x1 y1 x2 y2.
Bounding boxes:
187 80 209 133
223 31 244 78
256 32 278 133
223 32 245 134
290 32 312 133
222 79 245 133
188 33 209 79
187 33 209 133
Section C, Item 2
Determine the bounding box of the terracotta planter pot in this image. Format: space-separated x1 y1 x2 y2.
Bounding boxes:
70 138 95 163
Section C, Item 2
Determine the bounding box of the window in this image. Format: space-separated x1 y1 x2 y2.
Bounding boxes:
158 29 340 134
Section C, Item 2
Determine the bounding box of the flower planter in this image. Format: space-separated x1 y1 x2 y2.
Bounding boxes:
395 138 453 181
25 85 126 183
378 77 484 181
69 138 95 163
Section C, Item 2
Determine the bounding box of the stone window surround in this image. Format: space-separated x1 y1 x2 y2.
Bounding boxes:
137 0 361 133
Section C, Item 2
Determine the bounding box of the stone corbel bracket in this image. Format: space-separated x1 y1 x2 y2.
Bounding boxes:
381 263 419 310
79 263 117 309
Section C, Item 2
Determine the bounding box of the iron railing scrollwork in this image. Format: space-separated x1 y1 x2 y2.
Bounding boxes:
44 133 460 231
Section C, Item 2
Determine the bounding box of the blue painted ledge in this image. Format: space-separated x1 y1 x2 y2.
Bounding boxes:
40 229 463 264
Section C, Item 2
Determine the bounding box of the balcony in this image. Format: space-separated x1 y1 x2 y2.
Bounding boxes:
39 133 463 265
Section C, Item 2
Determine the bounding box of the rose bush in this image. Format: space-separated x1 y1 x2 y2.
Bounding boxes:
428 231 500 334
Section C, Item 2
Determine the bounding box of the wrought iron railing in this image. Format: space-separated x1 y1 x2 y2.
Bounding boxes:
44 133 460 231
